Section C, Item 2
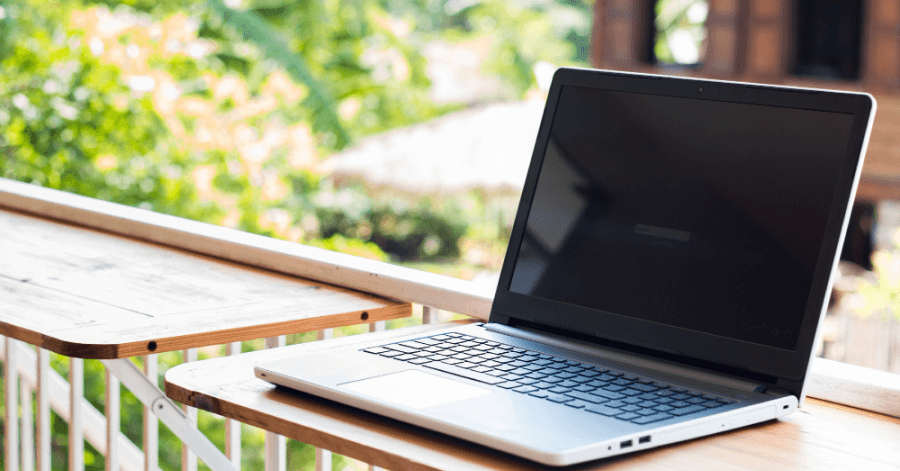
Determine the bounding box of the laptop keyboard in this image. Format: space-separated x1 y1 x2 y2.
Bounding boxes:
362 332 736 425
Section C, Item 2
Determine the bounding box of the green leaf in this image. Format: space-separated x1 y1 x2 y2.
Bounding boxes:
207 0 351 149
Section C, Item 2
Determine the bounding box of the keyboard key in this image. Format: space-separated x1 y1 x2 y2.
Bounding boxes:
580 370 600 378
701 401 723 408
529 390 550 399
481 361 501 368
399 341 428 349
621 389 643 396
510 368 533 376
395 354 417 361
456 362 477 369
549 386 573 394
631 383 658 392
606 370 625 377
717 398 736 404
686 390 704 396
616 412 641 421
497 381 521 389
563 366 585 374
669 401 691 408
496 365 516 372
558 380 579 388
671 393 690 401
518 378 538 385
564 360 581 366
585 405 622 416
590 389 625 400
604 385 626 392
587 380 607 388
470 366 491 373
533 359 553 366
622 397 642 405
637 401 658 408
432 335 451 341
687 397 706 404
509 361 529 368
556 372 577 380
565 400 589 409
655 390 675 397
417 338 440 346
670 387 687 393
670 405 706 416
533 382 555 389
408 358 432 365
612 379 632 386
542 376 564 384
702 394 719 401
564 391 606 404
632 413 673 424
424 361 507 384
526 372 547 380
546 394 573 404
622 374 639 380
636 378 654 384
653 405 675 412
441 358 463 365
655 397 674 404
636 408 658 416
638 393 660 401
501 374 523 381
570 375 593 383
604 400 626 408
620 405 640 412
380 350 402 358
574 385 594 392
363 347 388 354
537 354 553 359
513 385 538 394
486 370 507 377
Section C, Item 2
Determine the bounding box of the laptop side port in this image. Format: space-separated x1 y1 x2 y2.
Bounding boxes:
639 436 651 444
620 440 632 448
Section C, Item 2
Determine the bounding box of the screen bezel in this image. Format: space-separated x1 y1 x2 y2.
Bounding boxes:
490 67 874 384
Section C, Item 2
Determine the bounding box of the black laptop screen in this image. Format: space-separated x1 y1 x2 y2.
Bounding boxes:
508 85 856 351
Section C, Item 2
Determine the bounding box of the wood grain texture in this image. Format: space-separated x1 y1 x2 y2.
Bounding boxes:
0 178 492 320
0 209 411 359
165 322 900 471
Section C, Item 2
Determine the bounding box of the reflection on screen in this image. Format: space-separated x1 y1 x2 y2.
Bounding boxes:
509 86 856 350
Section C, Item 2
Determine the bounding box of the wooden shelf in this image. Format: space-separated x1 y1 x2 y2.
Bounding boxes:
0 209 411 359
166 322 900 471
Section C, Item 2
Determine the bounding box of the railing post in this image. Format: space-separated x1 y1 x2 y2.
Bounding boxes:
69 357 85 471
314 329 333 471
21 376 34 471
368 321 385 333
5 336 20 471
423 305 439 324
225 342 242 469
106 365 120 471
264 336 286 471
182 349 198 471
36 347 51 471
143 354 159 471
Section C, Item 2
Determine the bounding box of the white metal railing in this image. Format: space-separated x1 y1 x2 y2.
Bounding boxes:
2 178 900 471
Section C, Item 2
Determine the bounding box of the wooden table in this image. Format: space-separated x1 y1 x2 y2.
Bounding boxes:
0 207 411 470
166 321 900 471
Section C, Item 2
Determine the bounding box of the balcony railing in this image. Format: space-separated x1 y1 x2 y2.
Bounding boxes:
1 178 899 471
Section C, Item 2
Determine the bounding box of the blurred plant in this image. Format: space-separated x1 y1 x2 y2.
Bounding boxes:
654 0 708 65
850 231 900 320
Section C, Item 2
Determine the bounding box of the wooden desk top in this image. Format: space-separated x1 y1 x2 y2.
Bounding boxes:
0 209 411 359
165 322 900 471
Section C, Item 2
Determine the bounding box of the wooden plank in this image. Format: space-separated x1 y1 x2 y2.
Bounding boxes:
0 179 492 321
0 209 411 359
164 323 900 471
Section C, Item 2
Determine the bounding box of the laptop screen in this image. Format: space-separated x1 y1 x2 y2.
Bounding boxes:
508 85 857 351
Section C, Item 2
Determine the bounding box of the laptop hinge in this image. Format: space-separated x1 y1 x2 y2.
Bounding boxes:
485 323 766 394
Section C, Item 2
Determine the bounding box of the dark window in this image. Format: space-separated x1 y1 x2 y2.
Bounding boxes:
793 0 864 80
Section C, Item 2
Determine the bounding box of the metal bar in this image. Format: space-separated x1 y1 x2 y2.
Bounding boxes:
69 357 85 471
224 342 242 469
143 355 158 471
423 305 439 324
106 365 121 471
101 358 237 471
36 348 50 471
264 336 286 471
182 349 198 471
21 377 34 471
5 336 20 471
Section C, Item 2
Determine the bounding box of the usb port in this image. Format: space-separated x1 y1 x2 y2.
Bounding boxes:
639 436 651 444
620 440 632 448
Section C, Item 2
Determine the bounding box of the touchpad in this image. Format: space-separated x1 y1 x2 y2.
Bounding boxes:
339 369 492 409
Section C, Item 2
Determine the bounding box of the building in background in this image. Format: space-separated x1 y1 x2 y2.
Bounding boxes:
589 0 900 267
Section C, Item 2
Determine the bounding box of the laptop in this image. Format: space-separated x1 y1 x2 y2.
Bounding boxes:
255 67 876 466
